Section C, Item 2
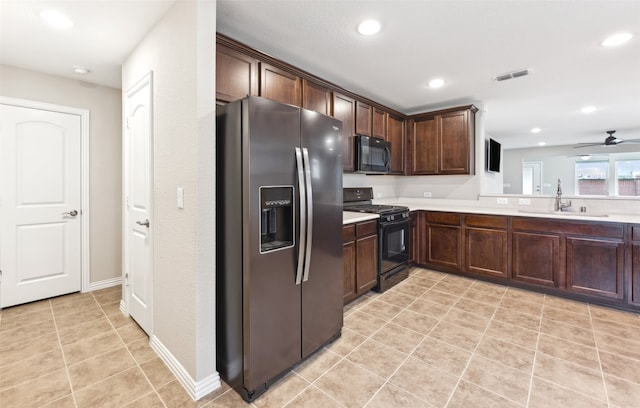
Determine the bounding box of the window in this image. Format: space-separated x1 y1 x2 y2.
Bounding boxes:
615 159 640 196
575 160 608 196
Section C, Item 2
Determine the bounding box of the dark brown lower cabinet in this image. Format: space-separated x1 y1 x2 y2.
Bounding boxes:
512 231 561 288
632 243 640 306
464 215 508 278
342 225 357 304
630 226 640 306
413 211 637 311
408 212 417 265
421 212 462 270
566 237 624 299
343 220 378 304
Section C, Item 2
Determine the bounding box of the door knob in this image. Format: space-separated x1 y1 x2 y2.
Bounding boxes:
136 219 150 227
62 210 78 216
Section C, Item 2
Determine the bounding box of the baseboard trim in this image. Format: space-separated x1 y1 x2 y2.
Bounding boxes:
149 335 221 401
87 277 122 292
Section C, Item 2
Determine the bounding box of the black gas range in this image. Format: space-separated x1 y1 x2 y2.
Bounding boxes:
343 188 410 292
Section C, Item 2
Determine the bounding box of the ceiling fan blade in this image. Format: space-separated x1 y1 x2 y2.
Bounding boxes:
573 143 603 148
620 139 640 144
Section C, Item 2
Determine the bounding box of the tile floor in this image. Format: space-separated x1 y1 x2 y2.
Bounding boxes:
2 268 640 407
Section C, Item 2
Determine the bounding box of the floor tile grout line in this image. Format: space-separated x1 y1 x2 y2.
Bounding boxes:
524 293 546 408
442 280 514 408
51 298 80 408
91 290 169 408
588 303 612 408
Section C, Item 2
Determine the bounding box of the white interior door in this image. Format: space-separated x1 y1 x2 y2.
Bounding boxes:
0 104 82 308
124 72 153 334
523 161 543 195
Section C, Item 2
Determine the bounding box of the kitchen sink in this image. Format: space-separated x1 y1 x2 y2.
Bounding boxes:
518 210 609 217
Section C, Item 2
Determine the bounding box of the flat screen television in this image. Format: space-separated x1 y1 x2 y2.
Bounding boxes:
486 138 501 172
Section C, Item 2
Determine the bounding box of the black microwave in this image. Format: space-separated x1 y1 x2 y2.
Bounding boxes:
354 135 391 174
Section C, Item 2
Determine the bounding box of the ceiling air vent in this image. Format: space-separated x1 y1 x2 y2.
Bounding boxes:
494 68 532 82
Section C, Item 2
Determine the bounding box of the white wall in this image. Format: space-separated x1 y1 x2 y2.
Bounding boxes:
0 65 122 284
122 0 217 393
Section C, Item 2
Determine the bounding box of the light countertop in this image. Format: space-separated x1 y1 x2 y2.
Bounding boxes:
342 212 379 225
400 202 640 224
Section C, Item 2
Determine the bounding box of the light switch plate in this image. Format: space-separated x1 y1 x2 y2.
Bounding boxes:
497 197 509 204
177 187 184 209
423 192 432 197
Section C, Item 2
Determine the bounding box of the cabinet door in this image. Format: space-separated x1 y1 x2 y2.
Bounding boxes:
343 240 357 304
566 237 624 300
512 231 561 287
372 107 386 139
356 234 378 293
355 101 372 137
465 227 508 278
387 114 405 175
332 93 356 172
426 224 462 270
216 44 258 103
409 212 417 264
410 117 438 175
439 110 471 174
302 79 331 115
633 243 640 306
260 63 302 106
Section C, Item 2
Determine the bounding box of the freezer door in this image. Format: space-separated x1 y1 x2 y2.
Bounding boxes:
300 109 344 357
244 97 302 391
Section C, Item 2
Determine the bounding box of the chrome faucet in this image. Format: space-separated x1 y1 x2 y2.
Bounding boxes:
554 178 572 211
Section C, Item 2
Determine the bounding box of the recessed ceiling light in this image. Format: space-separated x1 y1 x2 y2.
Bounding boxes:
73 66 90 75
581 155 591 160
428 78 445 88
538 142 546 146
530 128 541 134
358 20 381 36
601 33 633 47
40 9 73 29
581 106 597 114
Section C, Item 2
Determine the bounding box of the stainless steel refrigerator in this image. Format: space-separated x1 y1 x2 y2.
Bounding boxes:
216 96 343 402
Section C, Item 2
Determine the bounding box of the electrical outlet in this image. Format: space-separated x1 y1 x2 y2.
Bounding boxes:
497 197 509 204
518 198 531 205
423 192 432 198
376 192 382 198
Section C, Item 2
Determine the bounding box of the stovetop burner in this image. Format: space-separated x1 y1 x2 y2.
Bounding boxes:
342 187 409 216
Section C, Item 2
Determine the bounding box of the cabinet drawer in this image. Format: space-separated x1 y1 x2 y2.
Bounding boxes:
356 220 378 238
426 212 461 226
633 226 640 242
465 214 507 229
343 225 356 243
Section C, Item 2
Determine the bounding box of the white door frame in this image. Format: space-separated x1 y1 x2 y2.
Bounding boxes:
0 96 90 292
122 71 154 334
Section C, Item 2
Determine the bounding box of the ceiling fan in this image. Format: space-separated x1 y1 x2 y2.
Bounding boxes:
574 130 640 148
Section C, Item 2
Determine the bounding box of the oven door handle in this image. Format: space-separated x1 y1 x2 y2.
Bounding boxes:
379 218 410 228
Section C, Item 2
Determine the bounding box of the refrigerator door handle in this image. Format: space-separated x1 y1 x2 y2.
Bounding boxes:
295 147 306 285
302 147 313 282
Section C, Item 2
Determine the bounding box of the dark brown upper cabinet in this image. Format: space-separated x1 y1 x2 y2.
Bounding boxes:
216 44 259 103
332 93 356 172
372 107 386 139
386 113 406 175
409 105 478 175
260 63 302 107
302 79 331 115
355 101 372 137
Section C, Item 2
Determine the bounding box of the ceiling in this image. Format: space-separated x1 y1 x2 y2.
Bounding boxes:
2 1 639 149
0 0 174 90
